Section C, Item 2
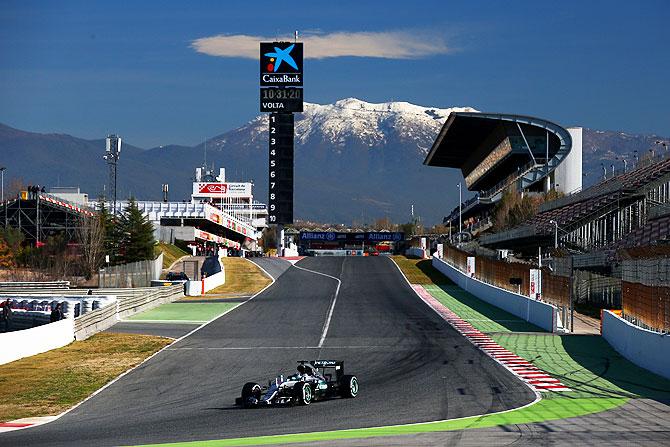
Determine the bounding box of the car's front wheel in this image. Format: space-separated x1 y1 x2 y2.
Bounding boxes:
294 382 313 405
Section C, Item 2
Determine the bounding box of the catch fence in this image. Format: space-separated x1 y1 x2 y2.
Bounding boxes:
621 257 670 333
441 245 570 309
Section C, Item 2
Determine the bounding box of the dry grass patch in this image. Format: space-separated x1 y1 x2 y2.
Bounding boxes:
155 242 189 269
0 332 171 422
391 255 453 285
193 257 270 299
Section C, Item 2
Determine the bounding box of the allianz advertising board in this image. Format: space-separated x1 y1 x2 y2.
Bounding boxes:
299 232 405 242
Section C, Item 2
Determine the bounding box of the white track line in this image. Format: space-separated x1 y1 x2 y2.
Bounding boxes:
119 320 207 324
291 262 343 348
3 259 279 434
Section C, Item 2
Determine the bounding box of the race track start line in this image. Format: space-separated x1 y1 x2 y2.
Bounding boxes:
411 284 571 393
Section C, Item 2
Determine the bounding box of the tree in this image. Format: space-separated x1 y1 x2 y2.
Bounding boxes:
0 238 15 268
0 227 24 254
117 198 156 263
76 213 106 279
399 222 416 238
97 201 118 262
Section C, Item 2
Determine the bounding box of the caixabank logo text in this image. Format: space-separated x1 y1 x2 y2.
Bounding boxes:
260 42 303 86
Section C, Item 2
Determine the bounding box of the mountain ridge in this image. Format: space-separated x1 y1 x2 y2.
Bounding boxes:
1 98 668 224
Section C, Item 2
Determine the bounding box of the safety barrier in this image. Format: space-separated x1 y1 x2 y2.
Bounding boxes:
184 270 226 296
0 284 185 363
73 302 118 340
602 310 670 380
0 281 70 289
405 247 427 259
432 257 561 332
0 318 74 365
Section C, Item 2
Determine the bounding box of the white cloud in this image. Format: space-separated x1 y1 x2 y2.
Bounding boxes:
191 31 451 60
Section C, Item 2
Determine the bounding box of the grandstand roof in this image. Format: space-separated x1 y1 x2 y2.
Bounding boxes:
424 112 571 193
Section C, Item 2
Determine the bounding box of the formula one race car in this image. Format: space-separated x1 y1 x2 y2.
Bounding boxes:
235 360 358 407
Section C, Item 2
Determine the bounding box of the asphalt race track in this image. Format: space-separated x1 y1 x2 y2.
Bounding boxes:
0 257 534 447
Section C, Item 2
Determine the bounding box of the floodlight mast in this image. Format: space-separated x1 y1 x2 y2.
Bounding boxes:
103 135 122 214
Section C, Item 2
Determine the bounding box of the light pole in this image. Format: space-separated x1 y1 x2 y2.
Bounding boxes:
549 219 558 249
0 167 5 229
0 167 5 202
457 182 462 243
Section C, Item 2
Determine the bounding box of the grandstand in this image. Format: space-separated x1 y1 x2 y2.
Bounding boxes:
0 189 95 246
427 111 670 335
424 112 582 230
481 151 670 254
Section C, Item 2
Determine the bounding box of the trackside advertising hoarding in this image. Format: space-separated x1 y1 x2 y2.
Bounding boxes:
192 182 252 198
299 232 404 242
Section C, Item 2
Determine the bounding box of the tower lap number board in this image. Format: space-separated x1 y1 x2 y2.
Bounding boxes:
261 41 302 225
267 113 294 224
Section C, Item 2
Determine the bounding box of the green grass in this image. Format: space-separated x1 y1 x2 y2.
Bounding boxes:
391 256 452 285
155 242 189 269
126 302 238 323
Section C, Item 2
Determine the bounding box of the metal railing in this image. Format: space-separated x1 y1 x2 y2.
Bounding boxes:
479 160 537 201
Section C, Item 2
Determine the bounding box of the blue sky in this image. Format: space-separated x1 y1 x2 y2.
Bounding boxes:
1 0 669 148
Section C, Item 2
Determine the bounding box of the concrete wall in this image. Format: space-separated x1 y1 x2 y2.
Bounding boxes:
0 318 74 365
602 310 670 380
433 257 559 332
405 247 427 259
203 270 225 292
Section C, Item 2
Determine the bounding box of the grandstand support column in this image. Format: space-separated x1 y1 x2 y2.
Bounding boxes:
550 219 558 249
516 122 537 165
569 255 574 333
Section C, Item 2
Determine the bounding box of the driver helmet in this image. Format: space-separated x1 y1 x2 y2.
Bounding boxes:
297 364 306 375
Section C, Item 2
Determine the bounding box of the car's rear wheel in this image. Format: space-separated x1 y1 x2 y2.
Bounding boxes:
340 375 359 398
241 382 262 408
294 382 313 405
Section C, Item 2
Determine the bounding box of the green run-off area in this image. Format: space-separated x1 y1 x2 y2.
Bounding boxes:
126 302 239 323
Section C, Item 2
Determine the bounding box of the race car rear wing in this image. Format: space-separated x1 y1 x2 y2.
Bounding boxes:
298 360 344 369
297 360 347 383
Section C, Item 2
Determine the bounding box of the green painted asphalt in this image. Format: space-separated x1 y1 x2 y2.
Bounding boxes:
492 333 670 401
131 397 626 447
126 302 239 323
423 284 543 333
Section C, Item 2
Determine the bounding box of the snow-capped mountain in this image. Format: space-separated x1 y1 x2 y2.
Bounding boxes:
215 98 475 153
197 98 477 223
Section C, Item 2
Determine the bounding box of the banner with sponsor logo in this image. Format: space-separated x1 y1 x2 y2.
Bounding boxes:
529 269 542 300
299 232 404 242
466 257 476 277
193 182 252 198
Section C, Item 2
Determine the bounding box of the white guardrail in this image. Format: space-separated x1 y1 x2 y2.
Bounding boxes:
602 310 670 380
432 256 561 333
0 318 74 365
0 284 185 365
